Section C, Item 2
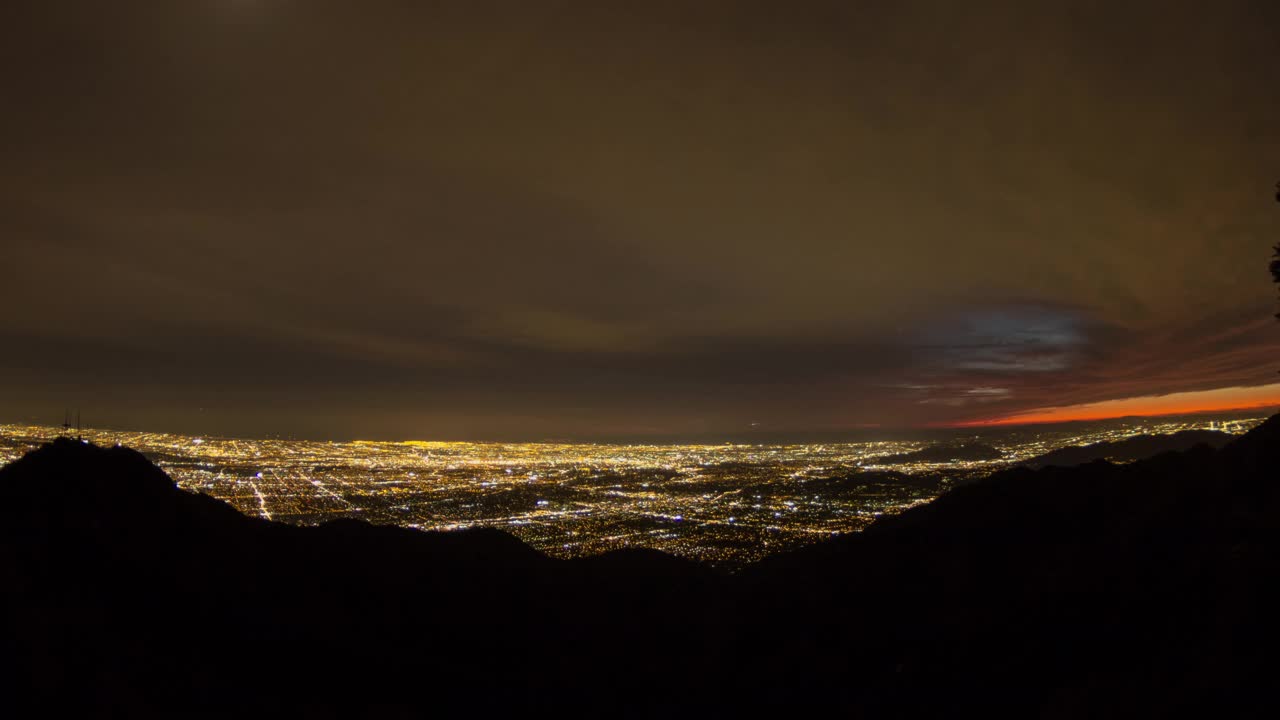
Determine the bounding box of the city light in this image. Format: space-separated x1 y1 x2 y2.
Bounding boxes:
0 415 1263 568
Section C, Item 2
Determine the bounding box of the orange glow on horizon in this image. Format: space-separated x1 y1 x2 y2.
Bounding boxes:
951 382 1280 428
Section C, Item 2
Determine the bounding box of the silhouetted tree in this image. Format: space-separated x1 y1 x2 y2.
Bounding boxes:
1273 182 1280 318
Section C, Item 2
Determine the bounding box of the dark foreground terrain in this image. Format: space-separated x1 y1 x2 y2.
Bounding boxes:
4 419 1280 718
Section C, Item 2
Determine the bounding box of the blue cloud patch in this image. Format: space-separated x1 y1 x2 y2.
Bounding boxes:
920 306 1085 373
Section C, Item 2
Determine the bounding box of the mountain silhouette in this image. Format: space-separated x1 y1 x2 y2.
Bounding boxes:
5 420 1280 716
1021 429 1235 468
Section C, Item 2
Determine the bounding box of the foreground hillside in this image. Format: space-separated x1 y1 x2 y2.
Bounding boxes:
3 418 1280 717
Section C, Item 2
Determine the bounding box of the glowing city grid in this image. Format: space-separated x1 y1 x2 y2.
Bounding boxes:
0 415 1263 567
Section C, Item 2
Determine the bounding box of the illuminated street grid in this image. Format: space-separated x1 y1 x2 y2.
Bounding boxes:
0 415 1263 567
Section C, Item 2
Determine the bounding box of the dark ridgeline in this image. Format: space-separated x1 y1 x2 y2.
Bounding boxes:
4 421 1280 717
1020 429 1235 469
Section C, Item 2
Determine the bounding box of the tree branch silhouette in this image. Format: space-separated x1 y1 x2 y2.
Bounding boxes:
1273 182 1280 319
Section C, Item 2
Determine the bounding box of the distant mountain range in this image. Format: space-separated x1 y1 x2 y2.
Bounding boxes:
1021 429 1235 468
4 418 1280 716
870 440 1005 464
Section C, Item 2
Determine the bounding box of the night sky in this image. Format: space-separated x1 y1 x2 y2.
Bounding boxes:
3 1 1279 440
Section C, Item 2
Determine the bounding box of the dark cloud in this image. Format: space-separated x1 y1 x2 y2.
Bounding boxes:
2 1 1279 438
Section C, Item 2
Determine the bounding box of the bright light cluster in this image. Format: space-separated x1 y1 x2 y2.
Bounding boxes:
0 415 1262 568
